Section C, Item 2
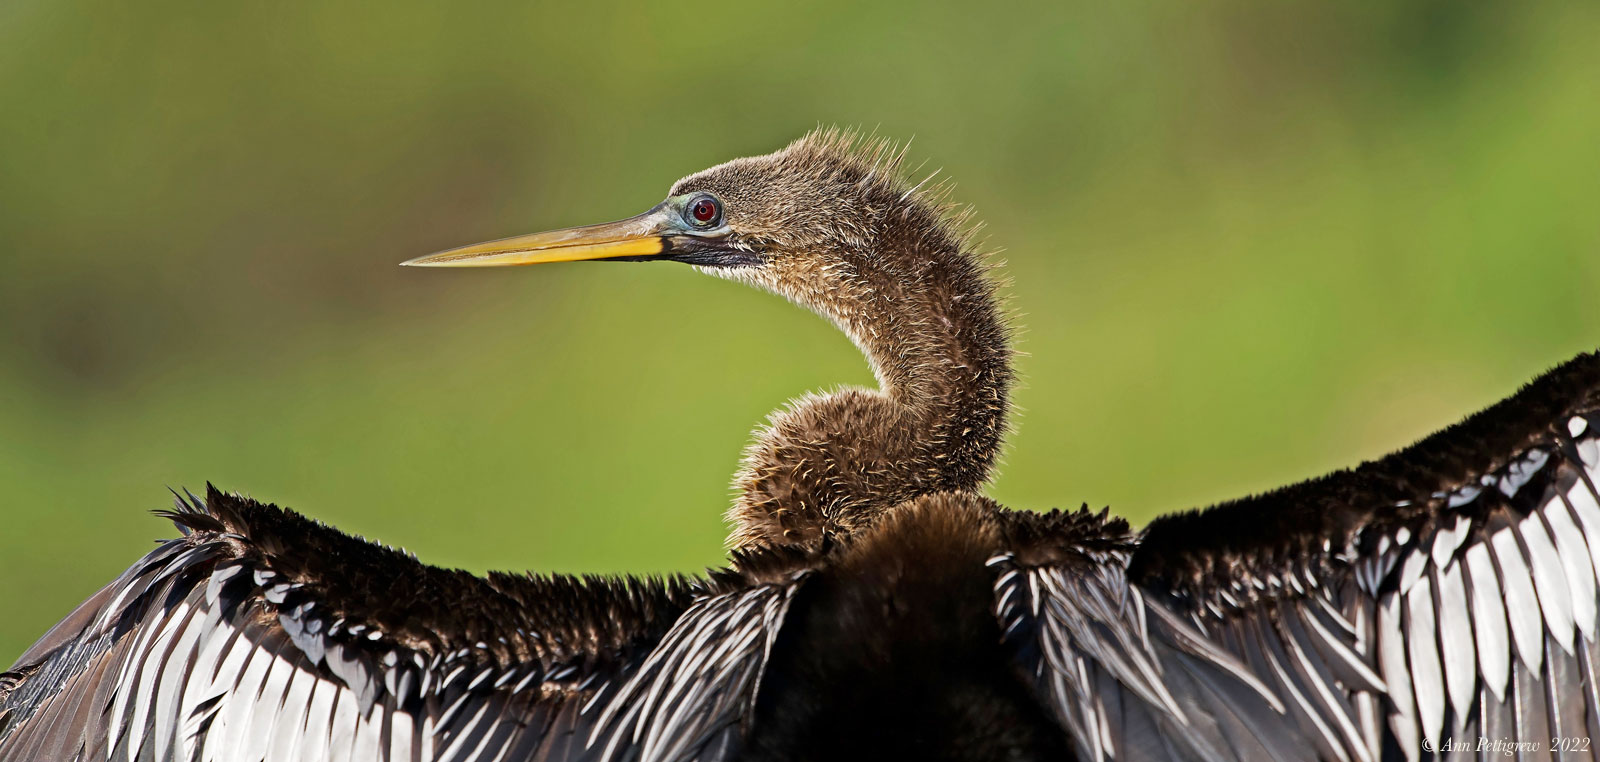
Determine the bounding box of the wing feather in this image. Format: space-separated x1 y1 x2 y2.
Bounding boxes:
1004 351 1600 760
1464 540 1512 702
1543 498 1597 639
1520 511 1577 656
1492 517 1548 674
1431 560 1475 724
0 487 779 762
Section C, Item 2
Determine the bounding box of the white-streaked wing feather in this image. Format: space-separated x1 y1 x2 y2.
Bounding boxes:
0 492 749 762
1035 354 1600 762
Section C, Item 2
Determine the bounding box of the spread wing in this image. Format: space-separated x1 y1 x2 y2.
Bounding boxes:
0 488 802 762
996 351 1600 762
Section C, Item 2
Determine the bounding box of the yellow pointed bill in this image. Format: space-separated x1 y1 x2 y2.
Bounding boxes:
403 206 671 268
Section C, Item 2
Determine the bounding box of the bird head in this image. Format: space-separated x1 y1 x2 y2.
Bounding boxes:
402 130 956 318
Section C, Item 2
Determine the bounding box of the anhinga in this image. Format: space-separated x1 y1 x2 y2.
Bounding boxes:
2 129 1599 762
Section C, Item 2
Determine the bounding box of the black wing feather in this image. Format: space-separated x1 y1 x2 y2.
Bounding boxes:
0 487 796 762
998 351 1600 762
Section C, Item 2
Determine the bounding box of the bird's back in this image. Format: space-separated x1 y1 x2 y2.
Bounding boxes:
737 494 1073 762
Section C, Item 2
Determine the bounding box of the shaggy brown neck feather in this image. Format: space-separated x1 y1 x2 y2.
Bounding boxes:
726 195 1013 550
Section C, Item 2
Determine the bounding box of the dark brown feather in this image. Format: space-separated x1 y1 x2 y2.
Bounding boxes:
183 485 696 668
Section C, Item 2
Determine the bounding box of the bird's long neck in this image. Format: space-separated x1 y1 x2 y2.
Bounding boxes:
725 216 1012 550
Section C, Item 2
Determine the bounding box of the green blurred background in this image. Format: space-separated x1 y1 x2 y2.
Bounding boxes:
2 2 1597 661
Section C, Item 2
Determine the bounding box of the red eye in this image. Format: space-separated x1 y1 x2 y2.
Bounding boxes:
688 197 719 225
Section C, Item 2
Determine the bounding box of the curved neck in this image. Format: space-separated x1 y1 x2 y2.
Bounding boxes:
829 238 1012 450
721 227 1013 550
